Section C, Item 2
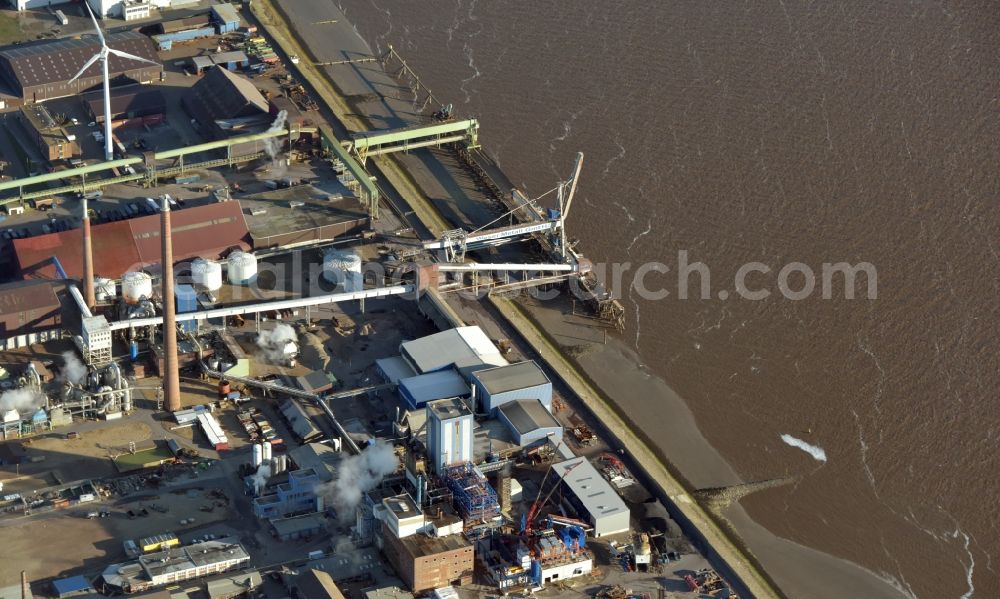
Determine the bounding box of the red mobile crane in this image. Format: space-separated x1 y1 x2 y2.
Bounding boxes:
522 459 583 535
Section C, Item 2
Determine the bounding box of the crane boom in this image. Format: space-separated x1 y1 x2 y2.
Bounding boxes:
523 459 582 535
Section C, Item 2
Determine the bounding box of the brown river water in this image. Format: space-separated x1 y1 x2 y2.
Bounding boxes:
343 1 999 596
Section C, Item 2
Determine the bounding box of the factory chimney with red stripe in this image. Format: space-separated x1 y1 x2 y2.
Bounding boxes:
161 197 181 412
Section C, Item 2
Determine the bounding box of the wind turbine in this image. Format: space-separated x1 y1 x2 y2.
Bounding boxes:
69 4 159 161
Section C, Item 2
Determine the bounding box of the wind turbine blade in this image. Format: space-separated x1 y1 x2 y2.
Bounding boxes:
84 2 105 45
69 53 102 84
107 48 158 67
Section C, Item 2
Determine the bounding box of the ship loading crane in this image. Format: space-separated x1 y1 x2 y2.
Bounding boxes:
422 152 585 264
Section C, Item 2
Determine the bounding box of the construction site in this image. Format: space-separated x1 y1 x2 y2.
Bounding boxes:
0 1 749 599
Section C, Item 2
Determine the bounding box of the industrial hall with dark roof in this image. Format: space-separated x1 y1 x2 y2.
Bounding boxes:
0 32 161 104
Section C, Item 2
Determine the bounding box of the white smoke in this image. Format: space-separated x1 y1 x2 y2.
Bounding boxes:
256 323 298 364
0 388 44 414
250 462 271 494
264 110 288 178
61 351 88 385
320 442 398 519
780 434 827 463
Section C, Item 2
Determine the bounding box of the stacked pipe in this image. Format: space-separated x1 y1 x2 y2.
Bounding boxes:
81 197 95 309
161 198 181 412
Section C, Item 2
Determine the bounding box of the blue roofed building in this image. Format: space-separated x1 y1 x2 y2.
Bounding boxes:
398 368 470 410
51 576 95 599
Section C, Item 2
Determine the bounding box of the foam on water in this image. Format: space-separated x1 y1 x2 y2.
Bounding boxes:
780 434 827 463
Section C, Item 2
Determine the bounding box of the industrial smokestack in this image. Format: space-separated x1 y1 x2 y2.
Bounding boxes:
21 571 29 599
160 197 180 412
81 197 95 309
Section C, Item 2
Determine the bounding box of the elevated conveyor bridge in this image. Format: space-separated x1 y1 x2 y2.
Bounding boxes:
346 118 479 162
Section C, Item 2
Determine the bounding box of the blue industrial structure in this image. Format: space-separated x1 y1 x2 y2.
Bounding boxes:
175 284 198 332
154 27 217 51
398 369 470 410
444 462 500 527
251 468 322 519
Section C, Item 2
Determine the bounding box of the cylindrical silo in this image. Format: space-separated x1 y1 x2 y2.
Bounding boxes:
262 441 272 462
121 272 153 304
191 259 223 291
322 249 363 291
227 251 258 285
252 443 263 468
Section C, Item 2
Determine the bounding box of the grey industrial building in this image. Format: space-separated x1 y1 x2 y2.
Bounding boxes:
82 87 167 125
280 398 323 442
398 368 471 410
287 442 340 483
471 360 552 413
0 280 75 350
183 66 271 138
553 458 630 537
399 326 507 374
496 399 563 446
98 537 250 593
0 32 161 104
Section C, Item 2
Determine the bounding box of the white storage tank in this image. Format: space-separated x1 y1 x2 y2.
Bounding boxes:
121 272 153 304
252 443 263 468
191 259 223 291
93 277 116 302
227 251 258 285
322 249 363 291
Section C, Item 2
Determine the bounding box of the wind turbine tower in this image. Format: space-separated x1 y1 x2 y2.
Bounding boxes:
69 4 159 162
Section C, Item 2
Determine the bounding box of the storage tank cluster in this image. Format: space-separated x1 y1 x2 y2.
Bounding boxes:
227 251 258 285
191 258 223 291
122 272 153 304
322 249 363 291
251 442 287 474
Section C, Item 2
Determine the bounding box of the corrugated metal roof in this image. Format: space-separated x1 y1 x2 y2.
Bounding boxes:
399 369 470 407
375 356 416 384
161 15 212 33
211 3 241 25
0 280 60 315
472 360 550 395
400 326 507 373
497 399 560 435
296 569 346 599
0 32 159 90
83 87 166 117
51 575 94 597
187 66 268 120
13 202 251 280
553 457 629 520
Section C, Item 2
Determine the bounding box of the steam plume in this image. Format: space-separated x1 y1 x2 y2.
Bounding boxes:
0 388 43 413
320 442 398 519
256 323 298 364
61 351 88 385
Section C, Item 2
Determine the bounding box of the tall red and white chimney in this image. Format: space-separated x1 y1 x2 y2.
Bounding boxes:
160 197 180 412
82 197 95 309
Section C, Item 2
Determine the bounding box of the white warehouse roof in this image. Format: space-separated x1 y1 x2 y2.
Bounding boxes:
553 457 630 537
400 326 508 374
